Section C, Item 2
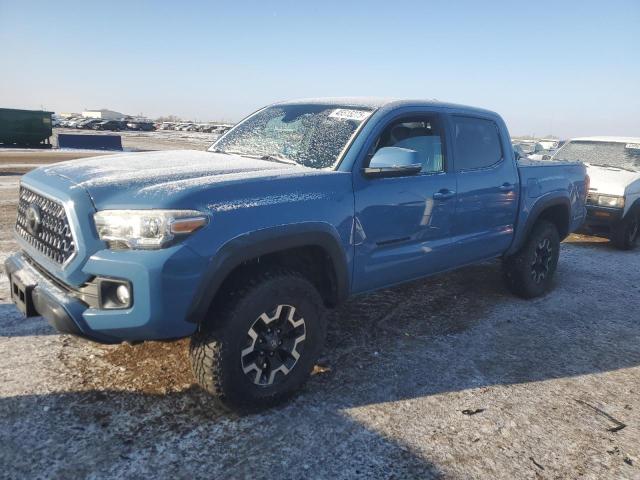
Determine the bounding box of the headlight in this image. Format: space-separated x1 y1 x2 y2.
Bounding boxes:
596 195 625 209
94 210 208 249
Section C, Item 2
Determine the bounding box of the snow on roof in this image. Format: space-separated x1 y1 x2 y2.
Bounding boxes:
570 136 640 143
274 97 497 115
277 97 396 108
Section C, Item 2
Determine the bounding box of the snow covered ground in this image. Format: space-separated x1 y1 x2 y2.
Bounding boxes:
0 129 221 175
52 127 221 151
0 170 639 478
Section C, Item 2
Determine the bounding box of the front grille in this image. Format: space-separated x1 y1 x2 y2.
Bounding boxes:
16 186 76 265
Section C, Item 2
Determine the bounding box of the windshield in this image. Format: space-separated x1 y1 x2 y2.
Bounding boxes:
553 141 640 171
209 104 374 169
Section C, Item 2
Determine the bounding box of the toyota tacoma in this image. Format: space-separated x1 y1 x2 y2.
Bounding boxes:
6 98 588 409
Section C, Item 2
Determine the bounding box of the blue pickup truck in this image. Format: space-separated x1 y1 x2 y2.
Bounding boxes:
6 98 588 409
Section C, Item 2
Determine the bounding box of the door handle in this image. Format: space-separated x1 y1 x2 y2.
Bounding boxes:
499 183 515 192
433 189 456 200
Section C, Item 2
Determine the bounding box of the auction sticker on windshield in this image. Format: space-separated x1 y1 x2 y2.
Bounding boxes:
329 109 372 121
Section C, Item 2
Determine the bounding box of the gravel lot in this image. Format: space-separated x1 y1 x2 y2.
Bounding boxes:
0 145 639 479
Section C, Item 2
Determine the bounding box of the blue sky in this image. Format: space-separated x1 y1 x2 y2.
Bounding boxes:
0 0 638 137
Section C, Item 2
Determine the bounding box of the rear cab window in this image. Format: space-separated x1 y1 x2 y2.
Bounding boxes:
451 116 503 171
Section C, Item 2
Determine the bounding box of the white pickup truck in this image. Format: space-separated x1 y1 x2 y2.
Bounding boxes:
552 136 640 249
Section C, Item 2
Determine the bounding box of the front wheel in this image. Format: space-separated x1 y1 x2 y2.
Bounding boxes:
189 269 326 411
611 210 639 250
503 220 560 299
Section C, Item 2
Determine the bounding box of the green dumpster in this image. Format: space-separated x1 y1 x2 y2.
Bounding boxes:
0 108 53 148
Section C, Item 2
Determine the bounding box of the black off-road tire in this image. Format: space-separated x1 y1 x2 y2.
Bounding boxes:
610 209 639 250
503 220 560 299
189 268 326 411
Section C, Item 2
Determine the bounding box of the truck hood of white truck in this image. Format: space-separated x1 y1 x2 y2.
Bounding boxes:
586 163 640 196
38 150 327 208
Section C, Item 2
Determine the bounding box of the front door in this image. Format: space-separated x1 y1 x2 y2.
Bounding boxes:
352 112 458 293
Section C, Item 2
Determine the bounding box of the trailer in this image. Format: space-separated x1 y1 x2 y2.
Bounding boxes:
0 108 53 148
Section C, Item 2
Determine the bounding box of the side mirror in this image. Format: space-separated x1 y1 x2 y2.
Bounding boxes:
514 150 522 161
362 147 422 178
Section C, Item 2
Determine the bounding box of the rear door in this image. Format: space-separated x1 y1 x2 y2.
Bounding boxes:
449 115 519 263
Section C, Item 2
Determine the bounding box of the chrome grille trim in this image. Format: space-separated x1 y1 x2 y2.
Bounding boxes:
15 186 76 265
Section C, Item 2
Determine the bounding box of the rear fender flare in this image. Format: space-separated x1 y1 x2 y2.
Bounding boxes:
507 195 571 256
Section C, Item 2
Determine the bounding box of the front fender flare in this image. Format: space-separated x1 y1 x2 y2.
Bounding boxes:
185 222 350 324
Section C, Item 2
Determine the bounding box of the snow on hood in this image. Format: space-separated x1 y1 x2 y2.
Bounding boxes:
586 164 640 196
44 150 287 188
41 150 325 207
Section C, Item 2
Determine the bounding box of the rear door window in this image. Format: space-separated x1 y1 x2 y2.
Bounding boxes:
452 116 503 171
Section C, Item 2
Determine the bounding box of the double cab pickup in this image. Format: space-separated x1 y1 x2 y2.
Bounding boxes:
6 98 588 409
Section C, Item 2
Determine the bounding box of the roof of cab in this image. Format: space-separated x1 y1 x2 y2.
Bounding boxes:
570 136 640 143
275 97 498 117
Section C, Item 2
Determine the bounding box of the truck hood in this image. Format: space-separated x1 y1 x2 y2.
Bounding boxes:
40 150 319 208
586 164 640 196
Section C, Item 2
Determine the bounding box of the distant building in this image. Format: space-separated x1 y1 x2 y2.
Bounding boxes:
82 109 124 120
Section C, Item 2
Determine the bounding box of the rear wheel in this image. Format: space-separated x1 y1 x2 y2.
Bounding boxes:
503 220 560 299
611 210 639 250
189 269 326 411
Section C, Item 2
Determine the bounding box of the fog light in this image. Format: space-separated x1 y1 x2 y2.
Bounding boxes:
116 285 131 305
98 279 133 309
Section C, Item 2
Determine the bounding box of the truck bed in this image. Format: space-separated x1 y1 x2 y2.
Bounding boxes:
507 158 587 254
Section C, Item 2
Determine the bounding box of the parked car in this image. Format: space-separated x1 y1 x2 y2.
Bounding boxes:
126 121 155 131
512 143 526 159
76 119 102 129
552 136 640 249
199 124 217 133
61 118 82 128
538 139 559 150
514 140 537 155
514 140 547 159
6 98 587 410
92 120 126 131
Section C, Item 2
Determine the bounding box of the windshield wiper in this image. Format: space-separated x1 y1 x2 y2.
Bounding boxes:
259 154 299 165
212 149 299 165
212 149 248 156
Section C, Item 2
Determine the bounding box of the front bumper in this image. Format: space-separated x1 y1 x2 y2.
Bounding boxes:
579 205 624 235
5 252 118 343
5 245 206 343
